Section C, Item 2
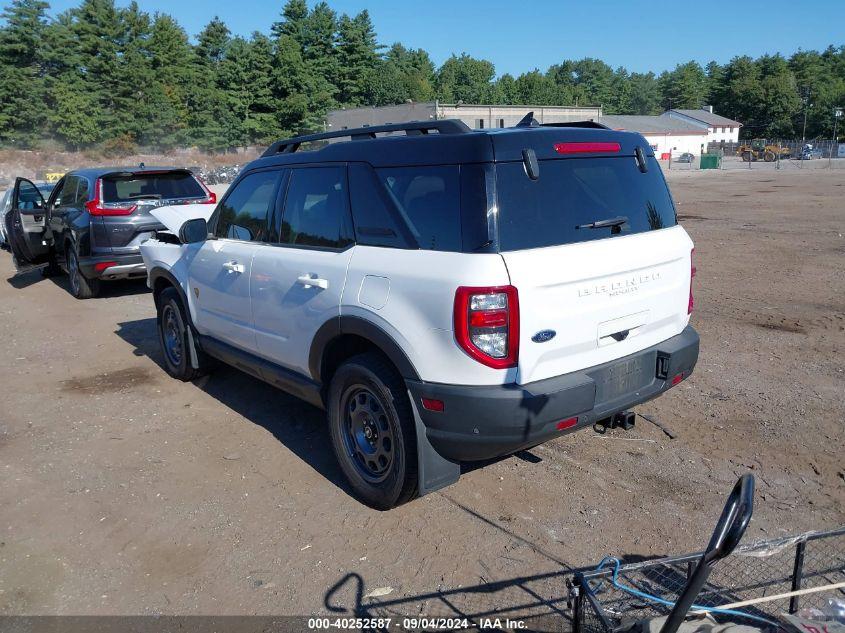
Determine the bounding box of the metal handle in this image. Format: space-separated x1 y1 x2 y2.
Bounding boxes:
297 275 328 290
223 261 244 274
658 473 755 633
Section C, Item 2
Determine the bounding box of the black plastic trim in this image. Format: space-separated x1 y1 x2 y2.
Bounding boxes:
408 325 699 462
199 335 324 409
308 315 420 383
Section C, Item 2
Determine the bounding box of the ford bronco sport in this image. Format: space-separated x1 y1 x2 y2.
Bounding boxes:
140 116 699 509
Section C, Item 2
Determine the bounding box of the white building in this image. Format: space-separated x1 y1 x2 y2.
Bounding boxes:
661 107 742 144
599 115 709 157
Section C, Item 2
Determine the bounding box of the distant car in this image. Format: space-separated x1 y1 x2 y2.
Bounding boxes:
677 153 695 163
799 146 823 160
0 181 54 248
5 167 215 298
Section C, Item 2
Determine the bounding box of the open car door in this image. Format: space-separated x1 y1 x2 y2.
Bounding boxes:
4 177 52 268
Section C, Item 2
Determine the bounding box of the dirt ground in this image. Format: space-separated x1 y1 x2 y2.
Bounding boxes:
0 168 843 624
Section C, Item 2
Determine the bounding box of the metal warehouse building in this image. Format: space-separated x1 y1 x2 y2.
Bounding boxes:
326 101 603 131
327 103 735 158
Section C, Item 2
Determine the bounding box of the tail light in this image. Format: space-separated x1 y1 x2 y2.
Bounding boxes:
195 176 217 205
454 285 519 369
85 179 136 216
688 248 696 314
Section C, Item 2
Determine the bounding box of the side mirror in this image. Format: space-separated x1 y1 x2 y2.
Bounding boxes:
179 217 208 244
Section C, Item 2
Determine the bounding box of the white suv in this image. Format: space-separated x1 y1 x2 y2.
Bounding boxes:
140 118 699 509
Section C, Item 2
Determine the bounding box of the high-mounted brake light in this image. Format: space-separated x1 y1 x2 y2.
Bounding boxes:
554 142 621 154
85 179 137 217
688 248 696 314
454 285 519 369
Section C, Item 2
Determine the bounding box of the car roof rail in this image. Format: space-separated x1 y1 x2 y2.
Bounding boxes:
261 119 473 157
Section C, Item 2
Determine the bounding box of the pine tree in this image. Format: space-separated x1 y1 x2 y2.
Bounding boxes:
146 14 194 148
385 43 435 102
190 17 238 150
661 61 708 110
0 0 49 145
336 10 379 106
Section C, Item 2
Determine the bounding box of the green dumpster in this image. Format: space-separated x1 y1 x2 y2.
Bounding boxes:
699 153 721 169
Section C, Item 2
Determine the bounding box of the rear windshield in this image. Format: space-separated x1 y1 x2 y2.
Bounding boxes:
495 156 676 251
102 172 205 203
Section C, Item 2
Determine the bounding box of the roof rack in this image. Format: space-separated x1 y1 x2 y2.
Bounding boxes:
261 119 472 157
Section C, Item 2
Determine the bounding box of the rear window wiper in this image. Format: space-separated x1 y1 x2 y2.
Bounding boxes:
576 215 628 230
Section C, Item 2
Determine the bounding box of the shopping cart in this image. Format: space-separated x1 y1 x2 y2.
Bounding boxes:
572 474 845 633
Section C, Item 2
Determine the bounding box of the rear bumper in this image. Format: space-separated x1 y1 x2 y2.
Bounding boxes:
78 253 147 280
407 325 699 462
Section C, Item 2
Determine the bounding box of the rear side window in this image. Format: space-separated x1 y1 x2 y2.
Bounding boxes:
215 170 281 242
102 172 205 203
376 165 461 252
280 167 353 249
348 164 412 249
495 156 677 251
57 177 79 207
74 178 89 204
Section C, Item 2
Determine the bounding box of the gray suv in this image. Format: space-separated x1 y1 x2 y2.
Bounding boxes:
5 167 216 298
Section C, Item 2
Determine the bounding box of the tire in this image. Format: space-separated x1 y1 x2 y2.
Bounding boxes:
67 246 99 299
156 287 213 381
327 352 418 510
764 151 775 162
741 151 752 162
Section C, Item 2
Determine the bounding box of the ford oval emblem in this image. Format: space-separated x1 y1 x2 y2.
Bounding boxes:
532 329 556 343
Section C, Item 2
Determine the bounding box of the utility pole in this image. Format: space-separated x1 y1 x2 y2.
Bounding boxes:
831 107 843 168
801 87 811 142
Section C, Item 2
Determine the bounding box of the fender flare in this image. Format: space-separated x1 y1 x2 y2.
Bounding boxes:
148 267 190 318
309 315 420 383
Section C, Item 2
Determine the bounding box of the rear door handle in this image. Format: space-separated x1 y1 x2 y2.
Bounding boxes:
223 261 244 274
297 274 329 290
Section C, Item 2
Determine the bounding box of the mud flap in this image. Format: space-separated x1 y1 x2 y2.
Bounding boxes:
186 325 200 370
408 392 460 496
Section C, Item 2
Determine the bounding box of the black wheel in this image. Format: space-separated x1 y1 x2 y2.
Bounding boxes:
328 353 418 509
67 247 99 299
156 287 212 381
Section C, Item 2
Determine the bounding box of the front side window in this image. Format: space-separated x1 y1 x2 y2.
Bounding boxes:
279 166 352 249
214 170 281 242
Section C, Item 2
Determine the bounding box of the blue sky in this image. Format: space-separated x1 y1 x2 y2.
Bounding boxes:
43 0 845 76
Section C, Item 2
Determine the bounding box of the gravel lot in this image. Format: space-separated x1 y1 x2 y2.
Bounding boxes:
1 169 842 623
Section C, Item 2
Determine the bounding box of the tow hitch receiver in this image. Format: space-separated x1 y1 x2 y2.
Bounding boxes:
593 411 636 433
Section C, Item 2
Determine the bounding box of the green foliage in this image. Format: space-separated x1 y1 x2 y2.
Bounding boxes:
0 0 841 149
435 54 497 103
0 0 49 144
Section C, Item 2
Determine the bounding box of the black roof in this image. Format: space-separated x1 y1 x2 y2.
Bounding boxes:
248 119 653 172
